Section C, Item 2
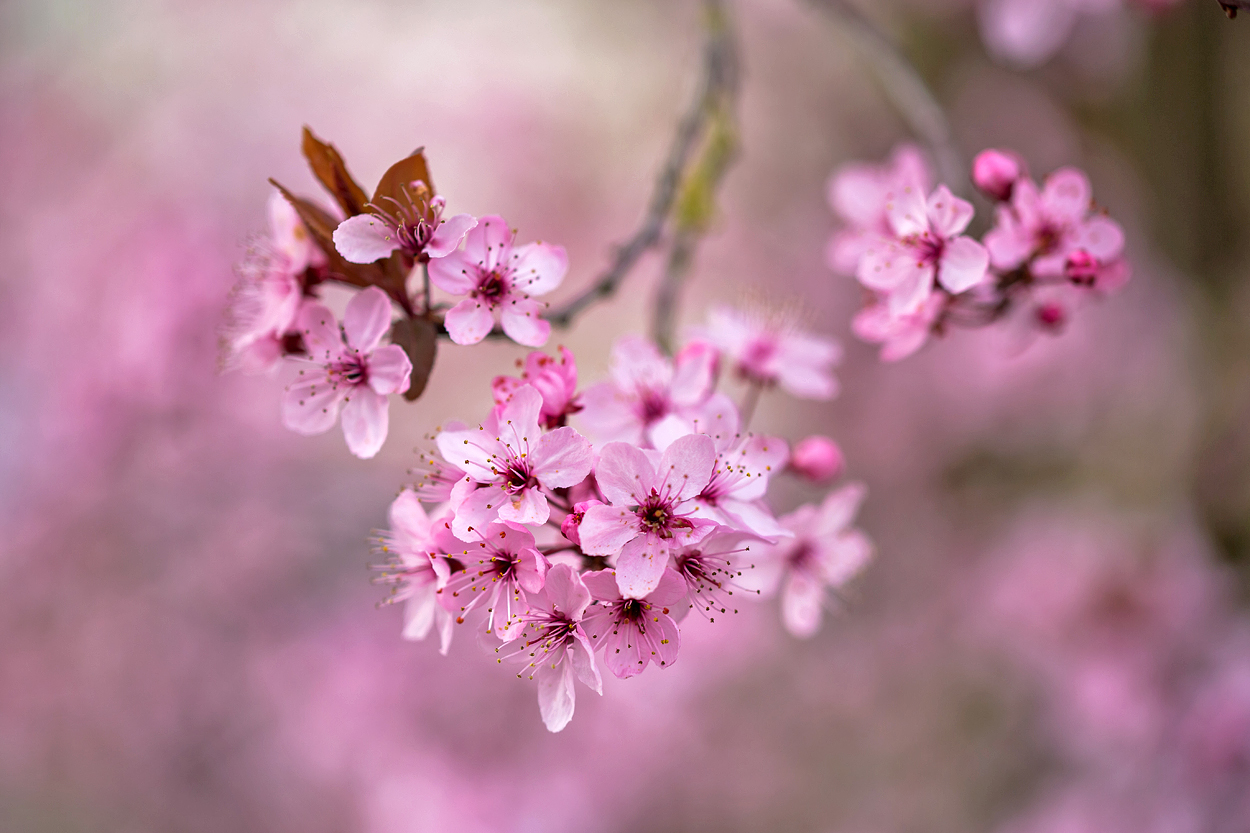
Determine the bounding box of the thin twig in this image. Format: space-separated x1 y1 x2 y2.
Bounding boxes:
806 0 965 194
546 0 740 329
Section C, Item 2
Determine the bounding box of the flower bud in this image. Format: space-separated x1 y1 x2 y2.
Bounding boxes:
560 500 603 547
1034 302 1067 332
789 435 844 483
972 149 1024 202
1065 250 1100 286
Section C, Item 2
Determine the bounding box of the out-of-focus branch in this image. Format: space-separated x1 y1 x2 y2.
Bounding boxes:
547 0 741 331
1218 1 1250 19
806 0 965 193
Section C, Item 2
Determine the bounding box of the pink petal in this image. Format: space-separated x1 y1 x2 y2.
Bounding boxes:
817 529 874 587
1041 167 1093 224
595 442 657 505
1074 216 1125 262
609 336 672 392
670 341 717 408
296 302 345 363
464 214 512 269
509 242 568 297
444 298 496 345
530 427 594 489
857 239 926 293
827 163 888 226
814 483 868 537
720 499 789 540
500 299 551 347
578 504 641 556
282 374 344 436
496 385 544 455
979 0 1078 68
343 286 393 353
269 191 314 272
388 490 432 547
657 433 717 501
449 486 500 541
604 620 647 679
426 213 477 259
615 535 671 599
648 567 692 607
937 236 990 294
340 387 389 459
496 485 549 527
885 264 935 318
402 585 437 641
925 185 975 239
537 659 577 732
782 572 824 638
366 344 412 396
571 634 602 694
983 211 1034 272
581 569 623 602
427 250 478 296
514 545 549 594
884 183 929 238
544 563 592 620
640 611 680 671
333 214 398 264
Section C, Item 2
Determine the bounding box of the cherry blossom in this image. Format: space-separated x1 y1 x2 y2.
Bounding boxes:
222 192 324 373
435 385 593 540
439 521 549 641
499 564 602 732
826 144 933 277
698 305 842 400
582 568 686 679
332 182 475 265
973 148 1027 202
851 293 945 363
373 490 458 654
577 335 718 447
983 167 1126 281
282 286 412 459
492 346 582 429
672 531 763 621
427 215 567 346
858 184 990 316
579 433 719 598
763 484 874 638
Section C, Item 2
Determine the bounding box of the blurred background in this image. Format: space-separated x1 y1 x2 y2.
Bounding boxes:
3 0 1250 831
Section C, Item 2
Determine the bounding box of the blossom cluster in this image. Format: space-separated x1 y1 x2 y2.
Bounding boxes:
374 321 870 731
222 128 569 458
828 145 1130 361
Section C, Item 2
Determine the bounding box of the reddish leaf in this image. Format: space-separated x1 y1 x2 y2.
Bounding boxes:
301 127 371 217
390 316 439 401
372 150 435 207
269 178 384 290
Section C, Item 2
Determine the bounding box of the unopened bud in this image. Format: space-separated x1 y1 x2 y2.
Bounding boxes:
789 435 844 483
1034 302 1067 332
560 500 602 546
1065 250 1100 286
972 149 1025 202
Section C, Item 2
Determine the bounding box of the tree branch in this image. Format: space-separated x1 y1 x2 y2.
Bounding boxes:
806 0 965 194
546 0 741 330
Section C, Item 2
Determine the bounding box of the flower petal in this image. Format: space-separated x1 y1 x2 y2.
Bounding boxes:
537 658 577 732
296 302 345 363
509 242 568 297
332 214 398 264
427 250 478 296
340 387 389 459
925 185 975 239
426 213 477 259
464 214 512 269
936 236 990 294
282 374 344 436
530 427 594 489
615 535 671 599
366 344 413 395
782 572 824 638
343 286 393 353
578 504 641 556
500 299 551 348
656 433 717 502
444 298 496 345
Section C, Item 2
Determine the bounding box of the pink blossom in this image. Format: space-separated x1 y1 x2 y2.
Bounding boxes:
764 484 874 639
499 564 602 732
332 183 475 265
983 166 1126 281
427 215 567 346
858 184 990 316
851 290 946 362
373 490 458 654
582 568 686 679
577 335 718 447
973 148 1027 202
826 144 933 276
492 346 581 429
789 435 844 483
221 192 323 373
672 531 764 621
282 286 412 459
698 305 842 400
579 433 719 598
409 449 466 504
979 0 1119 69
439 521 549 641
435 385 593 540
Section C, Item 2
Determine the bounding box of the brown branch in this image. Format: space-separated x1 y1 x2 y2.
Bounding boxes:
545 0 741 330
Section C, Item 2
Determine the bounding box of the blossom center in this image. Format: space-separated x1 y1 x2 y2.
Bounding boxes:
476 269 509 301
913 233 945 265
638 389 669 423
501 460 537 494
331 353 369 387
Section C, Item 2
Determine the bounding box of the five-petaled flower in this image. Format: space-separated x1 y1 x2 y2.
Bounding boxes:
582 568 686 679
428 215 568 346
282 286 412 459
333 181 476 265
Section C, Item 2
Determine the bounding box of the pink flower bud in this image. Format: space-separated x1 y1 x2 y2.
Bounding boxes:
972 149 1024 202
1065 250 1100 286
789 435 844 483
1034 302 1067 332
560 500 603 546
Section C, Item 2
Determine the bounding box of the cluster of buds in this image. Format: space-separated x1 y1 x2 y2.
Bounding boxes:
222 128 568 458
827 146 1129 361
374 321 869 732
